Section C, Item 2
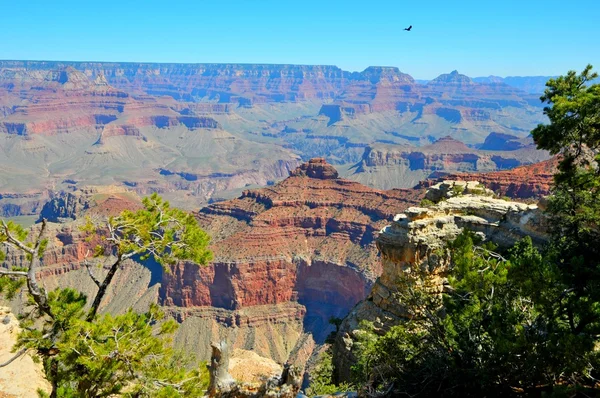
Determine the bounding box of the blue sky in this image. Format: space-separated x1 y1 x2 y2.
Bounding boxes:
0 0 598 79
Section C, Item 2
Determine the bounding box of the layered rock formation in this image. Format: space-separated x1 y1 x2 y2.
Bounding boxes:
37 185 142 222
289 158 339 179
333 187 548 380
0 62 546 146
161 159 424 348
0 65 302 209
0 62 548 207
0 190 47 217
0 61 350 104
478 132 529 151
346 135 550 189
3 160 425 368
0 61 545 108
421 157 558 199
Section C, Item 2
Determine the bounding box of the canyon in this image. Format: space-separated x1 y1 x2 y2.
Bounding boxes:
0 156 557 388
0 60 560 390
4 160 426 365
0 65 301 214
0 61 550 216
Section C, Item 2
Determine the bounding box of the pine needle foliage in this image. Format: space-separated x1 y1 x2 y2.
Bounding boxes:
0 194 212 397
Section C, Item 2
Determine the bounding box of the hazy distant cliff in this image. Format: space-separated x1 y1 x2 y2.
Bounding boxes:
0 61 544 106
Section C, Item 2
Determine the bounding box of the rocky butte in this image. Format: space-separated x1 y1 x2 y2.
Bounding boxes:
420 156 558 199
161 158 424 358
349 135 549 189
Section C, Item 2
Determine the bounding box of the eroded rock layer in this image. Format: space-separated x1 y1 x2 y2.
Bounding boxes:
421 157 558 199
346 135 550 190
0 65 301 209
161 159 424 342
3 161 424 365
1 61 549 212
334 189 548 380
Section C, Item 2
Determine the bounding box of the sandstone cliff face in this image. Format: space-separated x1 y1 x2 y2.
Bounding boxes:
333 187 548 381
161 159 424 343
316 68 540 132
479 132 528 151
0 61 350 104
0 191 48 217
0 65 303 210
38 191 90 222
0 307 51 396
1 216 307 366
0 66 133 136
0 61 542 124
38 186 142 222
0 65 226 137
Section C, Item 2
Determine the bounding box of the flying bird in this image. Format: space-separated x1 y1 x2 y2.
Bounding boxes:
404 25 412 31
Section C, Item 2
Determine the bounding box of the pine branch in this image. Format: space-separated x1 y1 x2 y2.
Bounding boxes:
1 220 34 255
87 255 122 321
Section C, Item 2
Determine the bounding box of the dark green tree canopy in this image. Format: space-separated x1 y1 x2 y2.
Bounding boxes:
532 64 600 157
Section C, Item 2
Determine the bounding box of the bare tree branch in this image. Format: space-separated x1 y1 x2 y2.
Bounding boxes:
82 250 101 288
1 218 53 319
0 269 28 277
25 219 53 319
0 347 28 368
84 261 101 288
87 255 122 322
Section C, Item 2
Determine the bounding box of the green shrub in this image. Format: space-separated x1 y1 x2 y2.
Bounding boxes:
419 198 435 207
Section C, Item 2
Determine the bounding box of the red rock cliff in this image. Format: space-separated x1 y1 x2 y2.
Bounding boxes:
160 159 424 340
420 157 558 199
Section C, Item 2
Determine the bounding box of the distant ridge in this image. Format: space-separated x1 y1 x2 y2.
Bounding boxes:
472 75 557 94
0 59 563 94
0 60 549 214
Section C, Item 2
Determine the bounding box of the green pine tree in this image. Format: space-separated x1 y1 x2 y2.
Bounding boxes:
0 193 212 397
